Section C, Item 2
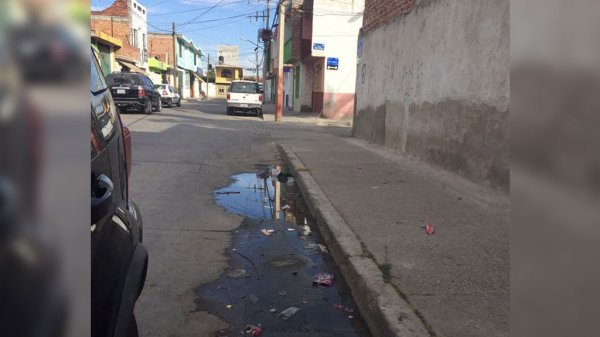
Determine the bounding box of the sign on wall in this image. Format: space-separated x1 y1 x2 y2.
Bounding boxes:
312 42 325 57
326 57 339 70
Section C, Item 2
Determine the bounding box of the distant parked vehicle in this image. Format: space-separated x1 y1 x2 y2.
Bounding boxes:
226 80 263 117
155 84 181 108
105 72 161 114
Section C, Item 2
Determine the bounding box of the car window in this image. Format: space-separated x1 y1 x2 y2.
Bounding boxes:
229 82 259 94
169 86 175 93
91 56 117 141
106 73 143 86
90 53 108 93
144 77 155 87
155 84 166 89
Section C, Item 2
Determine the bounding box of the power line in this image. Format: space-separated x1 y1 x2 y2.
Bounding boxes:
179 0 227 27
149 0 249 16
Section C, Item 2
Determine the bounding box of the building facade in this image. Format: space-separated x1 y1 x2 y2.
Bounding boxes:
91 0 148 71
217 45 240 67
268 0 364 118
91 30 123 76
354 0 509 189
148 32 203 98
214 65 244 97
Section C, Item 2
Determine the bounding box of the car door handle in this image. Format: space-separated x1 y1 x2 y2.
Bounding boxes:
91 174 113 208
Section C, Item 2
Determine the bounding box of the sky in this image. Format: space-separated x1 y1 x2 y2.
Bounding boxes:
91 0 276 70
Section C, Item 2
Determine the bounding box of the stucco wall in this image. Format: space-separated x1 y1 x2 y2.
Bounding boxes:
354 0 509 189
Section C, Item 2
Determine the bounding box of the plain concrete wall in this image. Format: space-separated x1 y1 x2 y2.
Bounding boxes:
354 0 509 189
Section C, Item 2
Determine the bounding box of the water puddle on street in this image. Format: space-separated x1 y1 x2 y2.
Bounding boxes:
195 163 372 337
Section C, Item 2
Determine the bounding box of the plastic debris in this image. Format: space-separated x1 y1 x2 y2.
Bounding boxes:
278 291 287 296
227 269 249 279
281 204 291 210
425 224 434 235
334 304 343 310
287 228 296 232
278 307 300 320
302 225 311 236
269 308 277 313
261 229 275 236
225 304 232 309
286 177 296 185
313 273 335 287
244 324 263 336
318 244 329 254
348 315 354 319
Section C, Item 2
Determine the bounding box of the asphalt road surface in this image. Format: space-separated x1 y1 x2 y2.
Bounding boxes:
120 99 353 337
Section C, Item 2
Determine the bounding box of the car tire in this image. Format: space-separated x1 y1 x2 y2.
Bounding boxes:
167 98 173 108
255 109 262 117
154 98 161 112
176 98 181 107
143 100 152 114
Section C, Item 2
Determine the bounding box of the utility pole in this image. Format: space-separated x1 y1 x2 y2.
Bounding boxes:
256 30 260 82
275 1 285 121
172 22 178 92
207 53 210 82
264 0 270 82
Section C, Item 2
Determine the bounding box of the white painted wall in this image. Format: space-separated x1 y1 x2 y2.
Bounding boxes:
130 0 148 70
311 0 364 94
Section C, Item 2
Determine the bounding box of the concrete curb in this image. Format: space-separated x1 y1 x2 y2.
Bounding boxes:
277 144 430 337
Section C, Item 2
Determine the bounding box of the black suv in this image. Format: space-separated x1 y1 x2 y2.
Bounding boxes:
91 51 148 337
105 72 161 114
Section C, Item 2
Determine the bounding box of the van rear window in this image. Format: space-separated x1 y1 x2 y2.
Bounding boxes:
230 82 259 94
106 74 143 86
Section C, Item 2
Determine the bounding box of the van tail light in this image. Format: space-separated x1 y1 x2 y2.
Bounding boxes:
258 95 263 102
227 93 230 100
138 85 145 98
162 90 168 95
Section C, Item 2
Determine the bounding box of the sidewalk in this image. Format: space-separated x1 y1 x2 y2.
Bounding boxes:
278 136 509 337
262 103 352 127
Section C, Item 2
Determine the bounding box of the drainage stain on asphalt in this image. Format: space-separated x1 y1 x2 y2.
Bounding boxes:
195 164 372 337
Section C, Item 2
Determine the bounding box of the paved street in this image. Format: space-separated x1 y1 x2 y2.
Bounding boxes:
121 99 508 337
121 100 352 336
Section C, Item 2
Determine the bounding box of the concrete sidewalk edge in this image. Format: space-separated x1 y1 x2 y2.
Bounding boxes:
277 144 430 337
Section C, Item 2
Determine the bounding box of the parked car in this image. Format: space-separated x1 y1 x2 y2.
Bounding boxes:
105 72 161 114
226 80 263 116
91 50 148 337
154 84 181 108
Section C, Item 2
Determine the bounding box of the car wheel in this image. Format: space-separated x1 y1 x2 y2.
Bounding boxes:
167 98 173 108
143 100 152 114
255 109 262 117
154 98 161 112
176 98 181 107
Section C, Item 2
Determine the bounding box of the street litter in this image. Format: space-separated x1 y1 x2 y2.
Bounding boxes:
422 224 434 235
281 204 291 210
244 324 262 336
286 177 296 184
278 307 300 320
227 269 249 279
318 244 329 254
302 225 311 236
261 229 275 236
287 228 296 231
225 304 232 309
277 172 294 183
348 315 354 319
334 304 343 310
269 308 277 313
217 190 239 195
344 307 355 313
313 273 335 287
278 291 287 296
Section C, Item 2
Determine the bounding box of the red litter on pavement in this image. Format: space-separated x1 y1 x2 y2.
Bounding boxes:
313 273 335 287
425 224 434 235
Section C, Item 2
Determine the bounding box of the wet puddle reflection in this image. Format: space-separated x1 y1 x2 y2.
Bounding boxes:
195 164 372 337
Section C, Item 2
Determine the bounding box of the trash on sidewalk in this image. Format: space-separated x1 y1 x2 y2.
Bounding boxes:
269 308 277 313
277 172 294 183
227 269 249 279
281 204 291 210
421 223 434 235
313 273 335 287
287 228 296 231
278 307 300 320
286 177 296 185
244 324 262 336
318 244 329 254
225 304 232 309
216 191 241 195
334 304 343 310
